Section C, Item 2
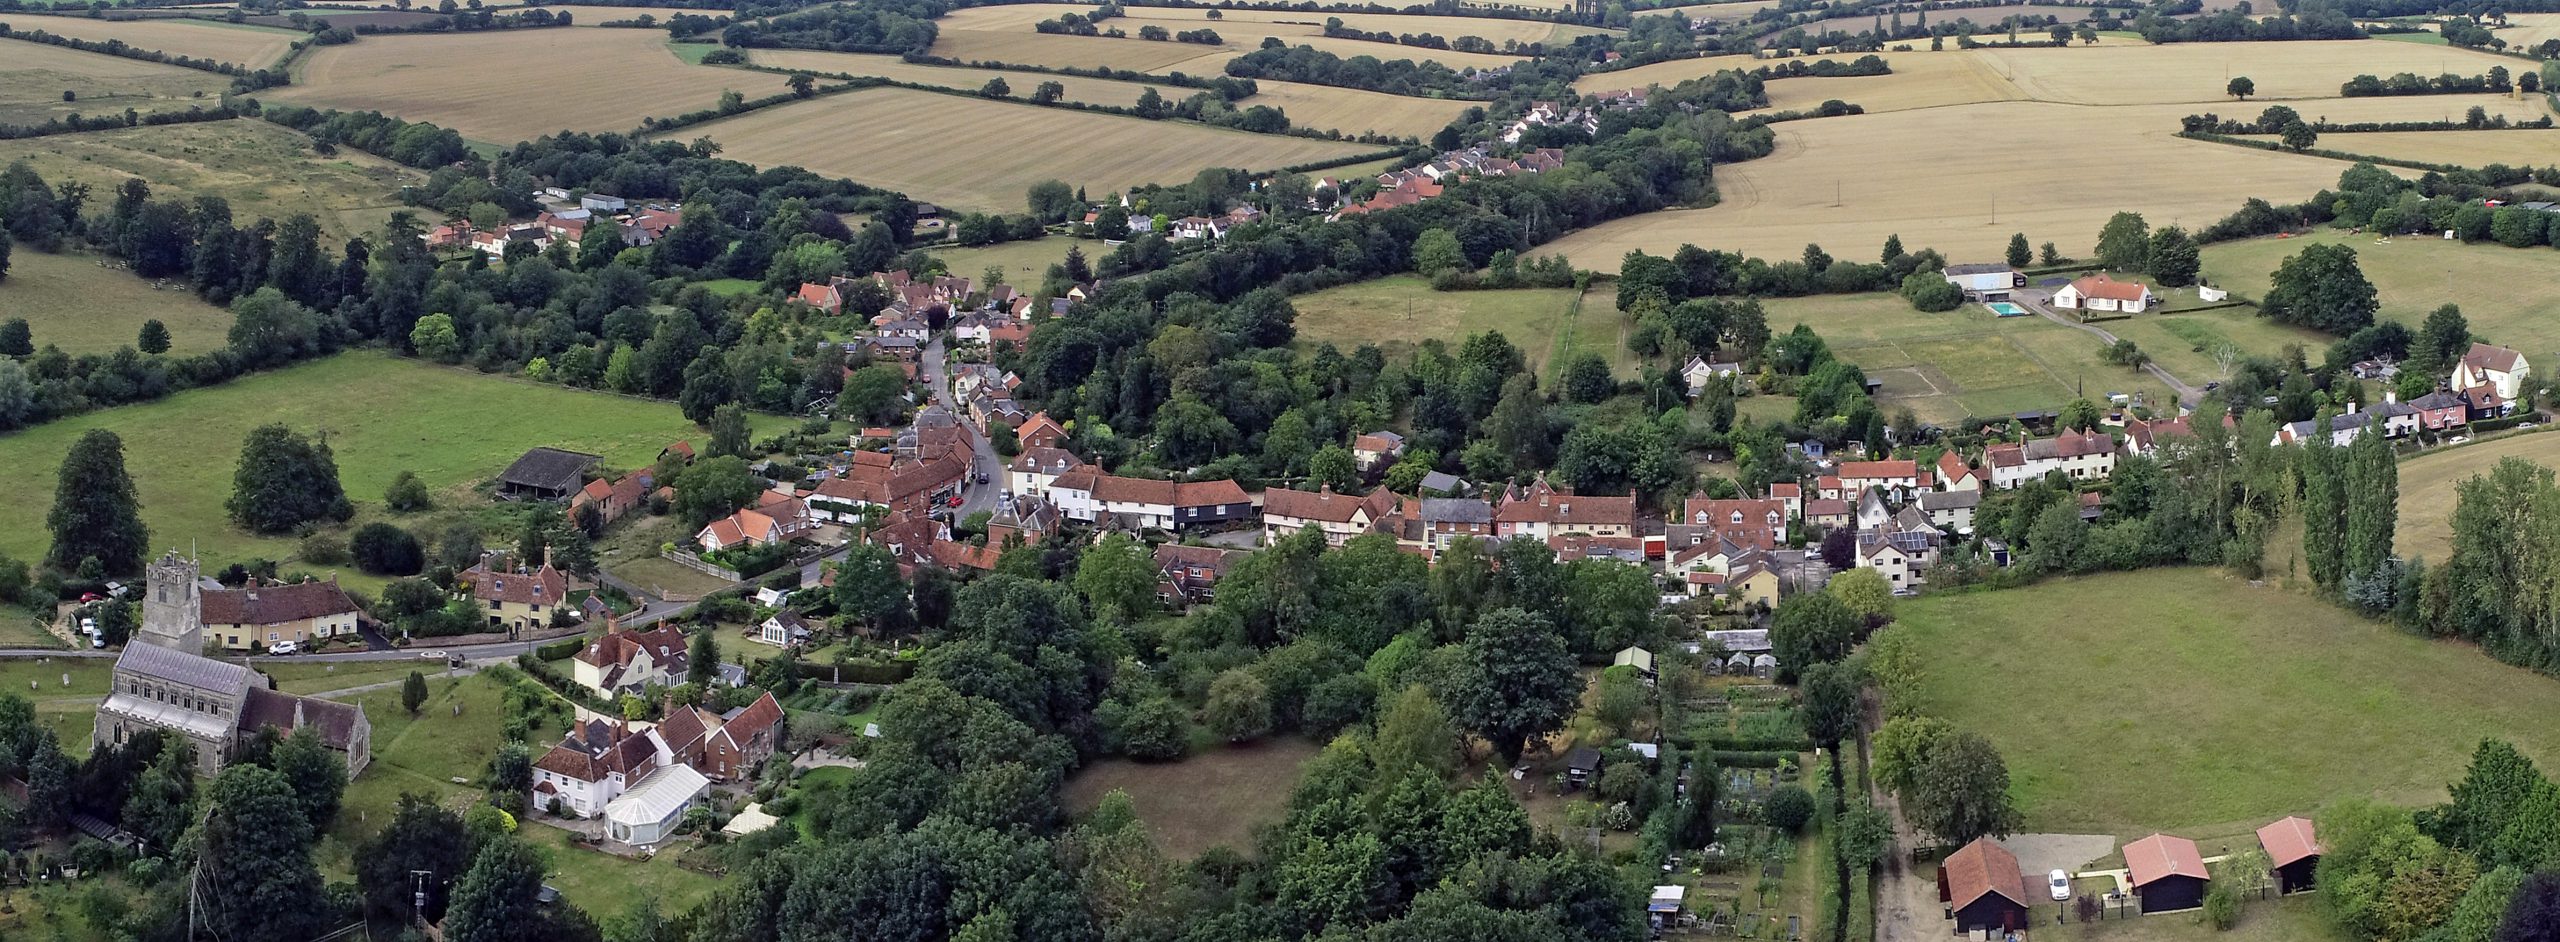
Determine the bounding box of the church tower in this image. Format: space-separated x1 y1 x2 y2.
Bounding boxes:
138 551 203 653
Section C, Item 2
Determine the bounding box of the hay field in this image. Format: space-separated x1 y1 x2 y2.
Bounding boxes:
525 4 710 23
265 28 747 144
0 250 235 355
2498 13 2560 49
930 4 1537 73
0 41 227 126
1754 49 2028 111
1290 275 1591 373
1779 2 2103 41
1545 100 2397 269
0 118 422 245
0 14 301 67
2236 129 2560 169
745 49 1166 106
2200 228 2560 361
1970 40 2523 105
2394 432 2560 563
695 86 1377 212
1636 1 1787 23
1238 80 1472 138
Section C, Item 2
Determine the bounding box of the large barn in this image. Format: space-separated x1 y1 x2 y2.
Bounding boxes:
2257 816 2321 895
1938 837 2033 934
2125 833 2210 914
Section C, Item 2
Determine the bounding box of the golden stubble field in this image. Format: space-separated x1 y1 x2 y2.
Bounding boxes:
0 41 228 125
928 3 1545 75
1235 80 1474 138
2239 128 2560 167
746 48 1169 107
695 86 1379 212
0 13 302 67
264 28 750 144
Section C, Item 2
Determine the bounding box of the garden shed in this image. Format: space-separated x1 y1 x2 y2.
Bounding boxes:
2125 833 2209 914
2256 816 2320 895
1937 837 2032 933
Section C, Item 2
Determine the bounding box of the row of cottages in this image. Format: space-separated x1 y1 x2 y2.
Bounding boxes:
1168 204 1265 241
571 467 673 529
529 692 783 844
456 552 570 634
1939 819 2322 932
2051 273 2155 313
1984 428 2116 488
1046 473 1254 532
199 576 363 651
696 489 817 552
1815 459 1933 503
810 443 972 519
1494 476 1638 542
1500 100 1601 144
1261 486 1399 547
1330 146 1563 219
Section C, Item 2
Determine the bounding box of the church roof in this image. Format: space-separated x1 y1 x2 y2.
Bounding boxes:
115 642 253 695
238 686 366 752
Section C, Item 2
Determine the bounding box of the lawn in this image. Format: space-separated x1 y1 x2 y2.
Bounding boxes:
260 658 443 696
2390 429 2560 563
0 351 788 588
1753 293 2173 423
0 118 425 246
1290 275 1588 373
2201 229 2560 367
926 235 1113 289
1060 736 1321 859
521 822 724 918
2098 305 2330 388
2034 893 2342 942
0 250 235 355
1898 568 2560 835
318 671 548 878
694 86 1378 214
610 556 740 600
0 602 69 650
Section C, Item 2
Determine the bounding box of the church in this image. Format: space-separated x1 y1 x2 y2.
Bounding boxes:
91 553 371 777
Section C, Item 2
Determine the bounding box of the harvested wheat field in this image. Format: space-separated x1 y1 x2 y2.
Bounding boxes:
524 5 713 24
1636 1 1788 23
746 49 1166 106
2498 13 2560 49
693 86 1378 212
266 28 747 144
0 41 228 126
1543 99 2409 270
930 3 1540 73
1968 39 2523 105
0 14 302 67
1780 3 2108 42
1239 80 1473 138
2234 129 2560 168
0 118 422 244
930 27 1222 72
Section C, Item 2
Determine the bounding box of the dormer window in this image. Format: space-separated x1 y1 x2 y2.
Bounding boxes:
1729 511 1743 524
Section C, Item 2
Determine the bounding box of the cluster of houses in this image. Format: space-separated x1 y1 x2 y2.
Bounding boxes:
1940 816 2322 932
528 616 789 844
1938 263 2159 313
423 190 681 260
1326 145 1565 219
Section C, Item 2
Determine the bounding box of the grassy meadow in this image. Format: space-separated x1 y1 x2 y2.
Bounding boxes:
0 351 787 584
0 118 424 245
0 249 237 354
2390 430 2560 563
1290 275 1602 374
1753 293 2172 423
696 87 1378 213
1898 569 2560 835
1061 736 1322 859
2200 229 2560 363
0 40 228 126
924 235 1112 289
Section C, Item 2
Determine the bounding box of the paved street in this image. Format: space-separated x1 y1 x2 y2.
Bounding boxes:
919 335 1003 521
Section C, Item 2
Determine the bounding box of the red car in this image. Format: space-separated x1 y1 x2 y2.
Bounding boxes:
947 496 964 508
77 592 104 603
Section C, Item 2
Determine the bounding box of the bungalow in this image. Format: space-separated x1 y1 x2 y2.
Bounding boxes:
697 508 786 552
2257 816 2320 895
2125 833 2210 914
796 281 848 315
1681 356 1743 397
1155 543 1247 606
1492 476 1638 542
1938 838 2034 934
1351 431 1406 471
2452 342 2531 402
755 610 812 647
1262 486 1396 546
2273 409 2373 447
1984 429 2116 488
1941 263 2021 300
2051 273 2153 313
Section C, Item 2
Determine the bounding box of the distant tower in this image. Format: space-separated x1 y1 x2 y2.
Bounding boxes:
138 551 203 653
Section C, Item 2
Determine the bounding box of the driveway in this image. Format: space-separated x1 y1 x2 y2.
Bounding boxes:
918 335 1002 521
2012 288 2204 410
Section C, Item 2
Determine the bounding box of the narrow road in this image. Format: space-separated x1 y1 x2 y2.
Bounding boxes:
2014 288 2203 410
918 334 1003 521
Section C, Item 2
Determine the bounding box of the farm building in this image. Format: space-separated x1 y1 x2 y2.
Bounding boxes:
2051 274 2154 313
2125 833 2210 914
1942 263 2021 299
499 447 602 501
1937 838 2033 934
2257 816 2320 895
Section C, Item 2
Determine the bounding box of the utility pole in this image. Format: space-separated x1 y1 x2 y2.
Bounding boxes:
412 869 436 925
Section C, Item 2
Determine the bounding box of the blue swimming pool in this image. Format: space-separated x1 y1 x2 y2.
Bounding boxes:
1986 302 2027 317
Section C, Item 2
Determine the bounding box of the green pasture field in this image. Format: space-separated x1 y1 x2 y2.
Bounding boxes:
1755 293 2174 423
1060 736 1321 859
2201 229 2560 367
0 250 235 354
1290 275 1604 376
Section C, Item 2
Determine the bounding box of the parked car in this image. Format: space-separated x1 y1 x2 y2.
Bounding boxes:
269 641 300 655
77 592 103 603
2049 870 2072 901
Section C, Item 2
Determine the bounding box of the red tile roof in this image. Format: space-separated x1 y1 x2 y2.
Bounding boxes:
1943 838 2032 911
1835 459 1919 480
200 578 358 627
2125 833 2209 887
2066 273 2151 303
2256 817 2319 869
2462 341 2524 374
